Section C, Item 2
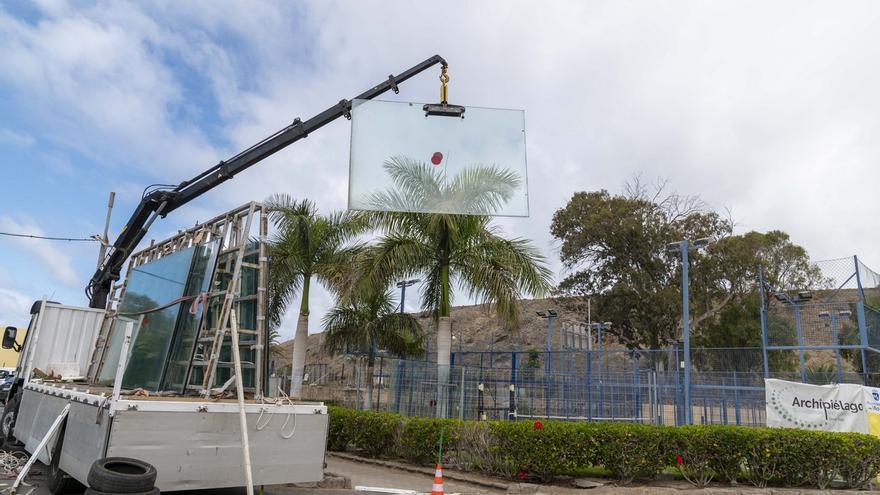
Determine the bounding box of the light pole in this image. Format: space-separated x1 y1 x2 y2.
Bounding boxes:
394 279 419 413
771 288 812 382
396 279 420 314
666 237 710 425
590 321 611 418
536 309 558 417
818 309 851 383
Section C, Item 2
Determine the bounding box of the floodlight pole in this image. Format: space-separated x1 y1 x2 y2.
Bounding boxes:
395 279 419 413
759 265 770 379
679 240 692 425
537 310 557 418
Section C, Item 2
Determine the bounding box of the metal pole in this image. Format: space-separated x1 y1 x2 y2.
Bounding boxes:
395 281 408 412
459 366 466 420
509 353 517 420
545 316 553 418
680 240 692 425
795 305 806 382
854 256 869 383
587 298 592 351
759 266 770 378
831 312 843 383
97 191 115 269
587 349 593 421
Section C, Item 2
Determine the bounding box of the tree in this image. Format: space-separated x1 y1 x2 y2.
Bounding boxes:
551 178 822 353
322 288 423 410
360 158 553 417
551 178 731 351
266 195 365 397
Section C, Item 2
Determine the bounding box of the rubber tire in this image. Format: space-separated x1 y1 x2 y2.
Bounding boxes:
87 458 157 494
85 488 159 495
1 390 20 444
47 420 85 495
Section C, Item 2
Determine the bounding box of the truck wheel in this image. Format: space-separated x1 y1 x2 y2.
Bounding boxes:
87 458 157 494
1 390 19 443
48 420 85 495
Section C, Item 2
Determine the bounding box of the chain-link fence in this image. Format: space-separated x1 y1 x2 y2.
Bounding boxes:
292 256 880 426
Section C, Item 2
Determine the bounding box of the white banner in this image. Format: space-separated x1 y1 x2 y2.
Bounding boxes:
765 378 867 433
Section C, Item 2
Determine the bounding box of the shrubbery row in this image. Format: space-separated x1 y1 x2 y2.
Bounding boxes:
327 406 880 489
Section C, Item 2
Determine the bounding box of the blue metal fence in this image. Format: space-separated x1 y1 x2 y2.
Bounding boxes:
299 255 880 426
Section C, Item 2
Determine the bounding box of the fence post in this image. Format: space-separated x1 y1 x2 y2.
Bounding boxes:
376 356 384 411
674 345 682 425
855 255 869 385
733 370 741 425
478 382 485 420
509 352 517 420
395 356 404 413
631 350 639 421
587 349 593 421
795 305 806 383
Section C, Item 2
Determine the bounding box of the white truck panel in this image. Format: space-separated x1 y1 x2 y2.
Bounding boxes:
24 303 104 380
15 384 328 491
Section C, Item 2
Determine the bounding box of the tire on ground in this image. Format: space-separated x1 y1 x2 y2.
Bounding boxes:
47 420 85 495
87 457 157 494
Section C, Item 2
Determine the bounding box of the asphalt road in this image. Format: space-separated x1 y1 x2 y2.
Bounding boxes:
0 458 501 495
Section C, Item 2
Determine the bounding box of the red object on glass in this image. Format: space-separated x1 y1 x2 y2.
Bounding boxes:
431 152 443 165
533 420 544 430
676 454 684 466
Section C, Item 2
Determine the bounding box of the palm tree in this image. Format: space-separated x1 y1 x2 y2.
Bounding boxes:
360 158 553 417
266 195 365 397
322 288 423 410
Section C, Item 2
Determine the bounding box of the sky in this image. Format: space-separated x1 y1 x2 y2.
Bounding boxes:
1 1 879 340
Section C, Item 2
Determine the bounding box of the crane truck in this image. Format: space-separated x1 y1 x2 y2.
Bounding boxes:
0 54 448 493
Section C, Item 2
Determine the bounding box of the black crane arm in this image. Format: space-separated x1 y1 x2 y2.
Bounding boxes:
87 54 448 308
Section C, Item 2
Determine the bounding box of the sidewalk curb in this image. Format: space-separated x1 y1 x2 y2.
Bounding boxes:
328 452 510 491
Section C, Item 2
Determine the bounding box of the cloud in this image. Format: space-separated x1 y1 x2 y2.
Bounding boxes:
0 216 81 287
0 286 31 328
2 0 880 337
0 128 34 147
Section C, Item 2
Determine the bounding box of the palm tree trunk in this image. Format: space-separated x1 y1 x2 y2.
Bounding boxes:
436 260 452 417
289 277 311 397
436 316 452 418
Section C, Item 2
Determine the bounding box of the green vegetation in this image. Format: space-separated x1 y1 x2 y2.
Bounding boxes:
266 195 366 397
551 179 823 353
328 406 880 489
358 159 553 416
322 287 423 409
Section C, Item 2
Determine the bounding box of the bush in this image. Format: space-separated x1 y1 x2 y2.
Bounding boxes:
487 420 599 481
326 407 880 489
595 423 669 484
397 416 461 464
838 433 880 489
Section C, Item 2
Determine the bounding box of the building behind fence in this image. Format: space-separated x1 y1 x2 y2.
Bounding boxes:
296 255 880 427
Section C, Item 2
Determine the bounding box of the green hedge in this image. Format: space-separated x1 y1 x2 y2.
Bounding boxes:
327 406 880 488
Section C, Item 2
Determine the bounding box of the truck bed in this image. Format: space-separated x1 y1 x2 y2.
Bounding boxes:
15 381 328 491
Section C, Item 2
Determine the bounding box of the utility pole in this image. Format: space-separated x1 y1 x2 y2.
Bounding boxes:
666 237 710 425
397 279 419 314
96 192 115 269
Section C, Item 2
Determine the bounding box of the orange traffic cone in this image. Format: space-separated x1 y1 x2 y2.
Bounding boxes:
431 463 444 495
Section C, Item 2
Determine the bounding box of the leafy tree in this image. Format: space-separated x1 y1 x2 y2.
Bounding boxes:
322 288 423 410
551 179 731 351
266 195 365 397
551 178 822 354
360 159 553 417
